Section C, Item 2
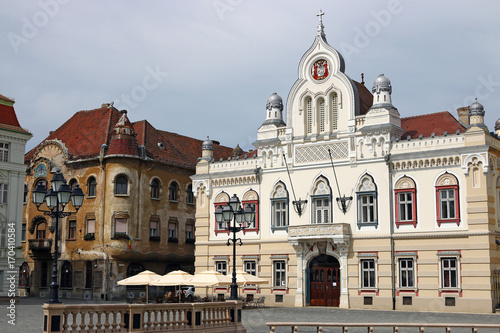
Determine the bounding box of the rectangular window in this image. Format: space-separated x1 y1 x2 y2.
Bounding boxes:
361 259 376 288
150 221 158 237
0 184 8 204
0 143 9 162
440 189 456 219
0 271 3 291
115 218 127 234
398 192 413 221
441 257 458 288
186 224 193 240
244 261 256 276
359 194 375 223
68 220 76 239
273 260 286 287
0 228 5 248
215 261 227 275
87 219 95 234
272 200 288 228
168 223 177 238
313 197 330 224
399 258 414 288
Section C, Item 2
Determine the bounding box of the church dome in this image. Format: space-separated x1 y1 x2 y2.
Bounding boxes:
372 74 392 94
202 136 214 151
266 92 283 111
469 98 485 116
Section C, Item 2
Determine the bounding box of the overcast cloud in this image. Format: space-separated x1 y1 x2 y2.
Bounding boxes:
1 0 499 152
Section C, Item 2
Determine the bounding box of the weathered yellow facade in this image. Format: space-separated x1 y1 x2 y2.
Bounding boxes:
192 15 500 313
20 106 215 300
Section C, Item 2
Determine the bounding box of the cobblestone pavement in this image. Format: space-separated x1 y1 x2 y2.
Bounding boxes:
1 298 499 333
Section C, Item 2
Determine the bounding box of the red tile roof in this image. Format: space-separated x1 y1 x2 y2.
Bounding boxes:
0 95 31 135
354 81 373 115
401 111 466 139
25 105 233 170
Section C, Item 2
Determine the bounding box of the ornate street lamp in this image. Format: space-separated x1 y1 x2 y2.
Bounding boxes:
328 148 352 214
214 194 255 300
32 171 84 304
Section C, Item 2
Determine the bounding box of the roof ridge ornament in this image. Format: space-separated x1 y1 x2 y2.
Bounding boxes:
317 9 326 38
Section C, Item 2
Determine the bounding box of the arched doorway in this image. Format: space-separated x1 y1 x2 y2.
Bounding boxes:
308 254 340 306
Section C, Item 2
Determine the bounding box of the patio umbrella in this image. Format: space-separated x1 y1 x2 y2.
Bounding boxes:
235 270 268 285
188 270 232 299
117 270 161 303
151 270 194 301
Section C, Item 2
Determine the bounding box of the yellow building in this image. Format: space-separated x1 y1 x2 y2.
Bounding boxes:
192 13 500 313
20 104 231 300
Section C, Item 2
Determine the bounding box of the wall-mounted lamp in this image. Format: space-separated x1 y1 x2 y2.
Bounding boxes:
328 148 352 214
283 153 307 217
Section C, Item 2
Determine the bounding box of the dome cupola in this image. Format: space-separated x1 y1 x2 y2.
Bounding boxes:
468 98 486 129
201 136 214 161
371 74 393 107
266 92 283 111
202 136 214 151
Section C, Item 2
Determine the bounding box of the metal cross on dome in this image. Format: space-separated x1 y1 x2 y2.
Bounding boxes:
316 9 325 36
317 9 325 23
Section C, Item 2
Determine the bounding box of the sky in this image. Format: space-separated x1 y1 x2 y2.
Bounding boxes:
1 1 499 152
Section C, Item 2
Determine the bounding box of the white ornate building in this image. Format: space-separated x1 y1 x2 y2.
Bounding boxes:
0 94 32 297
192 13 500 313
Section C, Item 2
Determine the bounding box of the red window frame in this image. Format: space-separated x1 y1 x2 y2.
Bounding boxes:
214 203 229 236
394 188 417 228
435 185 460 226
241 200 259 235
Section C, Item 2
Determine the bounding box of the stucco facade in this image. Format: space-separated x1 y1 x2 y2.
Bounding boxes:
192 14 500 313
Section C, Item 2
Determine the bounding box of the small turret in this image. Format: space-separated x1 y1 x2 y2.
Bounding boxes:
264 93 285 126
371 74 393 107
468 98 485 128
201 136 214 160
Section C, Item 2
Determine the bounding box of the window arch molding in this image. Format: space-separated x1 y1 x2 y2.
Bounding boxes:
356 173 378 228
150 177 162 200
168 180 179 202
270 180 289 231
310 175 332 224
242 189 259 234
394 175 417 228
435 172 460 226
113 173 131 196
87 175 97 197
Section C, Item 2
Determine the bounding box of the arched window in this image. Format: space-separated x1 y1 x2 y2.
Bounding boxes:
186 184 194 205
394 176 417 228
356 174 378 228
306 96 313 134
242 190 260 232
271 182 289 230
19 262 29 288
36 222 47 240
214 192 230 234
87 177 97 197
311 177 332 224
318 97 326 132
127 263 145 277
151 179 160 199
60 261 72 288
169 181 178 202
85 261 93 289
330 92 338 131
115 175 128 195
435 173 460 226
69 178 77 189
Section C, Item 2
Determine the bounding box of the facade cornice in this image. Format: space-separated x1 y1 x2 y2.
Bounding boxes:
352 230 494 240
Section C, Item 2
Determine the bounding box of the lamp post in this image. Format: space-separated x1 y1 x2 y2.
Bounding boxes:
214 194 255 300
32 171 84 304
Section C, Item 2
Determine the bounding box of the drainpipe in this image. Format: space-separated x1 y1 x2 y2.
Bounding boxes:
385 153 396 310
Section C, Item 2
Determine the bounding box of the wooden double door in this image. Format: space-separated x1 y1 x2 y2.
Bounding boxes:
309 255 340 306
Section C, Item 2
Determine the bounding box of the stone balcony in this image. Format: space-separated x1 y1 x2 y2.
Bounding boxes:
288 223 350 246
29 238 52 251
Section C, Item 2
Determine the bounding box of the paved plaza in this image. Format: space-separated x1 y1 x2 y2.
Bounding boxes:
1 298 499 333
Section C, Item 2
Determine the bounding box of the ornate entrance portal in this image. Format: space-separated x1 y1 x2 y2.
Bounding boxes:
309 255 340 306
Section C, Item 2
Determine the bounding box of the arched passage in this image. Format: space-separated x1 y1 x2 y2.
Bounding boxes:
308 254 340 306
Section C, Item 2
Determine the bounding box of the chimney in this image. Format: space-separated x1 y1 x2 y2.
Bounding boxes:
457 107 469 126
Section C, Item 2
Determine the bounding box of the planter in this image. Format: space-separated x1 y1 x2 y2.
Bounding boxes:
149 236 161 242
168 237 178 243
112 233 130 240
84 233 95 241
